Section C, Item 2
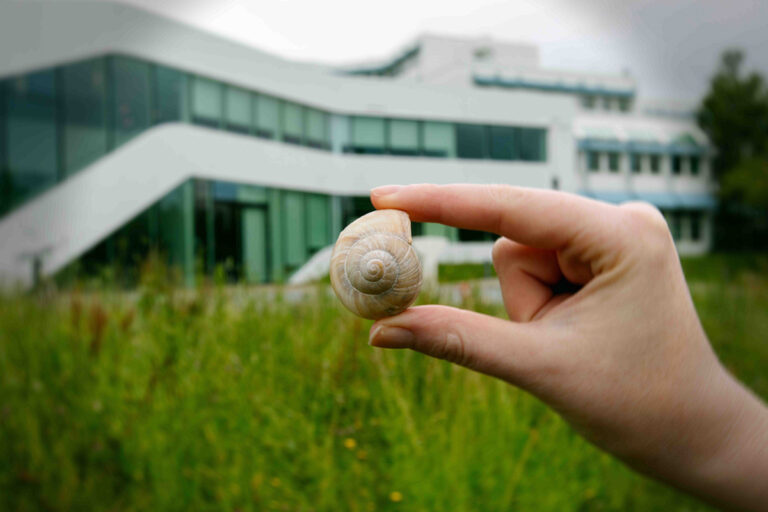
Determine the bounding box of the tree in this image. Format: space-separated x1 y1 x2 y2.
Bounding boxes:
698 50 768 249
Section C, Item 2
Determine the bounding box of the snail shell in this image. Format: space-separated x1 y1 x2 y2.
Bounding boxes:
330 209 423 319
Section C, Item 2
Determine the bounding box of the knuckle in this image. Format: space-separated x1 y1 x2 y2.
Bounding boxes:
620 202 670 239
618 202 676 262
430 328 476 369
491 237 509 264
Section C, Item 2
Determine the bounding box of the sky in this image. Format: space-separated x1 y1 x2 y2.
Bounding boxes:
112 0 768 101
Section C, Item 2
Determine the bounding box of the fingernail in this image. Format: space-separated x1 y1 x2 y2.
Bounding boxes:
371 185 402 197
369 325 414 348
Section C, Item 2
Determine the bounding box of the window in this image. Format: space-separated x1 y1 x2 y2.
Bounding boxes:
281 102 303 145
690 156 700 175
6 69 58 204
254 94 279 139
456 124 487 159
422 121 454 157
282 191 306 267
672 155 683 175
191 76 222 128
153 66 186 124
350 117 385 154
306 194 329 250
488 125 516 160
602 96 612 110
62 58 108 177
587 151 600 172
618 97 630 112
582 95 596 109
690 212 701 241
304 108 329 149
225 86 251 134
387 119 419 155
650 154 660 174
518 128 547 162
630 154 641 173
669 212 682 241
608 152 620 172
112 57 150 147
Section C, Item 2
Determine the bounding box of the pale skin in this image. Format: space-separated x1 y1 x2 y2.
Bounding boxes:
368 184 768 511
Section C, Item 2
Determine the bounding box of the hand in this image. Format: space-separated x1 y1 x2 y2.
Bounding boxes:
368 184 768 511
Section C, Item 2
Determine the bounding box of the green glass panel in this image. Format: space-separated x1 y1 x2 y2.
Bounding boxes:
237 184 268 204
423 223 458 240
0 79 6 209
158 180 195 285
282 191 306 266
255 94 279 137
242 207 268 283
388 119 419 153
456 124 487 159
62 58 108 176
305 108 327 147
268 189 284 281
352 117 385 151
153 66 186 124
306 194 329 249
518 127 547 162
226 86 251 131
422 121 455 157
191 76 222 125
489 125 516 161
5 70 58 206
282 102 303 140
112 57 150 147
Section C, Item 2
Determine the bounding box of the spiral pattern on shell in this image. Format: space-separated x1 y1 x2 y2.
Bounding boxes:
330 210 423 319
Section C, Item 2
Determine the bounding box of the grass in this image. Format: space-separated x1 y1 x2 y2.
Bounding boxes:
1 254 767 511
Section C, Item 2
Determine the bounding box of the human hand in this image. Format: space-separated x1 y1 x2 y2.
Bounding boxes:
368 184 768 511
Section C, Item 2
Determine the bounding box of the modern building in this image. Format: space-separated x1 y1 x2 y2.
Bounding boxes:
0 1 715 288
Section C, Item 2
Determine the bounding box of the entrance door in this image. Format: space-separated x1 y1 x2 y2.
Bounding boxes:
242 206 268 283
214 201 242 282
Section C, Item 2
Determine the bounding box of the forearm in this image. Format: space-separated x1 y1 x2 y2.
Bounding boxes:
693 374 768 511
641 367 768 511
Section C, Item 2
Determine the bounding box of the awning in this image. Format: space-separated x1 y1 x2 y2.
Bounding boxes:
581 190 717 210
677 193 717 210
582 190 635 204
633 192 679 209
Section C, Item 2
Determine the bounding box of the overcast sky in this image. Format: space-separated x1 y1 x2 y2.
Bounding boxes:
113 0 768 101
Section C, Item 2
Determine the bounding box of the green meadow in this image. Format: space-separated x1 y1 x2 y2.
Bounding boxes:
1 254 766 511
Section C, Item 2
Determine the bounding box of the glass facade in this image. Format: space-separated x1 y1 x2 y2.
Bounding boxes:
112 57 151 147
5 71 58 206
0 53 549 217
62 58 109 177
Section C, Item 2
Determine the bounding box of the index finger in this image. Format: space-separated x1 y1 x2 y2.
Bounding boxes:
370 184 615 250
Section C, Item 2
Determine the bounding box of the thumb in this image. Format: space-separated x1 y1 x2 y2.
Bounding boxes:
369 305 547 387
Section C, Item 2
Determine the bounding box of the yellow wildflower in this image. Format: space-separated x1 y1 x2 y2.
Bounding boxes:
270 477 281 487
389 491 403 502
343 437 357 450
